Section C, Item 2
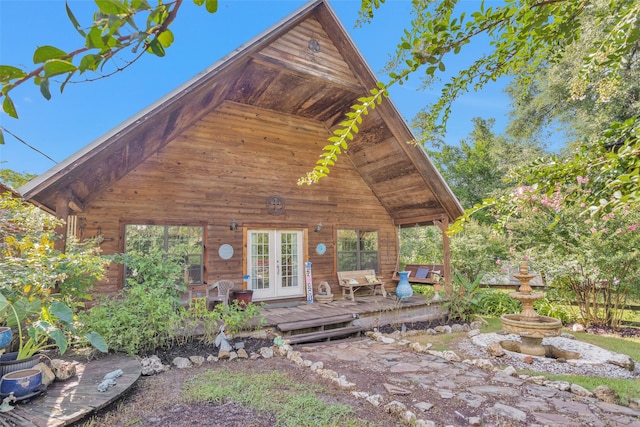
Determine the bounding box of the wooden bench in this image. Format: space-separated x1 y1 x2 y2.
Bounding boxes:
392 264 444 285
337 270 387 301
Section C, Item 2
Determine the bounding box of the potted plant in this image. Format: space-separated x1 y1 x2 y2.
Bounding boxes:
0 293 107 375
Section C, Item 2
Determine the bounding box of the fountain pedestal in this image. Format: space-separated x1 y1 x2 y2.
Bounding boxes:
500 261 561 357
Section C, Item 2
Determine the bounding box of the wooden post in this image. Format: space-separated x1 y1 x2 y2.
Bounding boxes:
54 190 70 253
435 218 452 297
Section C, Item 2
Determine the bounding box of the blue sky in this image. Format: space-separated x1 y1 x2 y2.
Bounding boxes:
0 0 512 177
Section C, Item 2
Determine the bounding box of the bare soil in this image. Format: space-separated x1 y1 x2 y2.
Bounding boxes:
72 340 403 427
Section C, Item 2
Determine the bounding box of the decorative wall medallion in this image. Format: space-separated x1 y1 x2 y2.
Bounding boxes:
308 38 321 53
266 195 285 216
316 243 327 255
218 244 234 260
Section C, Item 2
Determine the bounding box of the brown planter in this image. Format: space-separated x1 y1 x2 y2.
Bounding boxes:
232 290 254 308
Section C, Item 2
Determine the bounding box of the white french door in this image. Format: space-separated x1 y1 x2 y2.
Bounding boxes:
247 229 305 300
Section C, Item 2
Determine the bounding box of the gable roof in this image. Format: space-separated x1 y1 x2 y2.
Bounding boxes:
19 0 463 225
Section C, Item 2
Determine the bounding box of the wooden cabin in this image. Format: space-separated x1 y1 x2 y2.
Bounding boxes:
19 0 463 303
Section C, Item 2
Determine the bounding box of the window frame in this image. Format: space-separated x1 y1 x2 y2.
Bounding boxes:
122 223 206 286
337 229 379 272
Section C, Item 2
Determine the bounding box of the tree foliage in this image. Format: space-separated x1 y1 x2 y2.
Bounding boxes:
306 0 640 219
424 117 545 209
0 169 36 189
0 0 218 143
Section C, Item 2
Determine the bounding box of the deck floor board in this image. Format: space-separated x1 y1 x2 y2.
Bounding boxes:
1 353 141 427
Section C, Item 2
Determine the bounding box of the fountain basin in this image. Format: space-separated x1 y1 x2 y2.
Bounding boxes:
501 314 562 338
501 314 563 356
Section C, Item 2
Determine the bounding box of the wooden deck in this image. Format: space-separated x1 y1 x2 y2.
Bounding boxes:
0 353 140 427
261 294 447 331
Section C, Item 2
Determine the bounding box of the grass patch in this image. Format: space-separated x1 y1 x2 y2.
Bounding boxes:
183 368 370 427
571 330 640 361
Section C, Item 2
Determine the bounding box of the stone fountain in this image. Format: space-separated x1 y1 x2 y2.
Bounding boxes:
500 260 562 356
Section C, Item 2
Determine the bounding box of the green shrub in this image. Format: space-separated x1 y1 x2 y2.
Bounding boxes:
213 300 265 338
79 252 187 355
533 297 577 324
443 273 484 323
476 289 522 316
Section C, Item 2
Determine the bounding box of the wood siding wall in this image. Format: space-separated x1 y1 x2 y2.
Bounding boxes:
80 101 398 298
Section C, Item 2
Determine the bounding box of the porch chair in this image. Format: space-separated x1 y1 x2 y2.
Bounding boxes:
206 280 235 310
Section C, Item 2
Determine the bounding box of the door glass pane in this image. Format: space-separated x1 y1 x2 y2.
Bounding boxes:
251 232 270 290
280 232 299 288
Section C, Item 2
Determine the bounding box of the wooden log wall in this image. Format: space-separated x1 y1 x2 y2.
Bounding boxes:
81 100 398 299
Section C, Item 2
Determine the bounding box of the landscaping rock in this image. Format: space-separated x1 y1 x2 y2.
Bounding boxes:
34 362 56 385
259 347 274 359
189 355 205 366
487 341 505 357
366 394 384 407
608 353 634 370
50 359 77 380
172 357 192 369
415 401 433 412
451 324 465 333
593 385 619 404
467 329 481 338
140 355 167 376
384 400 407 415
570 383 592 397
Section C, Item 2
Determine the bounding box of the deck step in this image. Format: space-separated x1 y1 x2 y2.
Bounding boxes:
277 313 357 332
285 325 365 344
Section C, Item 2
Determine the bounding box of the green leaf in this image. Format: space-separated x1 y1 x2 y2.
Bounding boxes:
0 65 27 83
32 321 68 355
131 0 151 10
50 300 74 324
33 46 68 64
94 0 129 15
0 130 4 145
66 3 86 37
157 29 174 48
86 26 105 49
79 54 101 72
2 96 18 119
40 78 51 100
147 38 166 57
60 72 74 93
205 0 218 13
0 294 8 312
84 331 108 353
43 60 77 78
193 0 205 5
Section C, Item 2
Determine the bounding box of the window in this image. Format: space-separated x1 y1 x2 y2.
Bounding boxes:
124 225 204 284
337 230 379 271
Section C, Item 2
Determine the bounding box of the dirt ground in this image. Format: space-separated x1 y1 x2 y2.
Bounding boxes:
72 324 640 427
72 339 405 427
